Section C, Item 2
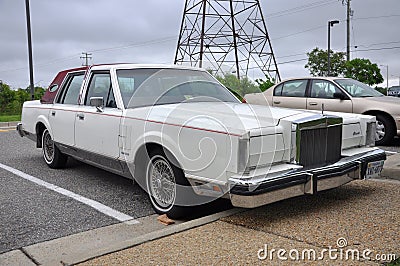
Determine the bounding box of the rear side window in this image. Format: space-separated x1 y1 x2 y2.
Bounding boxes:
56 73 84 105
280 80 308 97
310 80 342 99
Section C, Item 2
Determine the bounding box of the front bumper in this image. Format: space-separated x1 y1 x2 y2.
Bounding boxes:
229 148 386 208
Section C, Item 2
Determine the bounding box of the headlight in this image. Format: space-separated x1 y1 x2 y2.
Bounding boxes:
366 122 376 147
238 136 249 173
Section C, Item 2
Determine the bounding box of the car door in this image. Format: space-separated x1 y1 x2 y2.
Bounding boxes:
307 79 353 113
49 72 85 146
74 72 122 160
272 79 308 109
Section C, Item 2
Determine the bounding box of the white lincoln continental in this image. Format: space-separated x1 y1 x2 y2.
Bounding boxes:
18 64 386 217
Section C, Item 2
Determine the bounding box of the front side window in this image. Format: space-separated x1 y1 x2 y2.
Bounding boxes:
85 73 117 108
310 80 342 99
116 68 239 108
280 80 308 97
273 84 283 96
335 79 383 97
56 74 84 105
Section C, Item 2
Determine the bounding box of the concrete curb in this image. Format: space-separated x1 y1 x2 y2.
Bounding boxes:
0 208 244 266
0 121 18 129
381 153 400 181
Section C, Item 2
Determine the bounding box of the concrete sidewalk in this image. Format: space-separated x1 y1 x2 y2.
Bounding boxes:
80 179 399 265
381 153 400 181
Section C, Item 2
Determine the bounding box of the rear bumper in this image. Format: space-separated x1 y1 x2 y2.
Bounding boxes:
16 123 26 137
16 123 36 142
229 148 386 208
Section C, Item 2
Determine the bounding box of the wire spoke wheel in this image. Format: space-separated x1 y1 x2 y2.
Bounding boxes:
41 128 68 168
147 156 176 212
43 130 55 163
375 120 385 141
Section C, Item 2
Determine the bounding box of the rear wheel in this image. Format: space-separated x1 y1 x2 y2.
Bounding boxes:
375 114 395 146
42 129 68 168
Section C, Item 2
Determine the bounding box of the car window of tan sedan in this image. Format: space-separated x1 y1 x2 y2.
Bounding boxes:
272 79 309 109
310 80 342 99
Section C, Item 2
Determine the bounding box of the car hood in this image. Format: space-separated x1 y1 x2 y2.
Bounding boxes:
124 102 323 136
352 96 400 114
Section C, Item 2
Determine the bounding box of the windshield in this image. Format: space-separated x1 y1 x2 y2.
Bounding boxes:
334 79 383 97
116 68 239 108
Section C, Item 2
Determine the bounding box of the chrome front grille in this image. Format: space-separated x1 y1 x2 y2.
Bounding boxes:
295 115 343 167
299 125 342 167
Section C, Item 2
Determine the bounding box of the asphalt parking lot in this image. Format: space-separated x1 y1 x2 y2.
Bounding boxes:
0 129 153 254
0 129 230 255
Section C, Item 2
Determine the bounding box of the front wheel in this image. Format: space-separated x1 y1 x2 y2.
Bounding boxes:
146 149 190 218
375 114 395 146
42 129 68 168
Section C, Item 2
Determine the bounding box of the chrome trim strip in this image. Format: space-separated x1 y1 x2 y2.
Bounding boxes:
185 173 227 186
55 142 132 178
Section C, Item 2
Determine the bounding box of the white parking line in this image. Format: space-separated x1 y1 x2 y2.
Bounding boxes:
0 163 139 224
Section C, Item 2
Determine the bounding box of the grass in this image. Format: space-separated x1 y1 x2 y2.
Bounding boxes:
0 114 21 122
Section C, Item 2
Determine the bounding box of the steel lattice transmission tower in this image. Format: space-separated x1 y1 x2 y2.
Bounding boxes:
174 0 280 81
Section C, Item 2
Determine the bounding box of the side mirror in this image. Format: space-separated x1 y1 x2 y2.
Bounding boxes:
333 92 346 100
90 97 104 112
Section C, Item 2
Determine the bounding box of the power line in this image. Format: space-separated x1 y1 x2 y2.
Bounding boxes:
276 52 307 59
0 36 177 73
88 36 177 53
266 0 337 19
353 14 400 21
352 46 400 52
355 41 400 48
278 58 308 65
272 25 326 41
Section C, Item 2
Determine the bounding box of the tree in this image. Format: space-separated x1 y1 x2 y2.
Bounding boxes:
0 82 45 115
215 73 259 97
344 58 383 86
255 76 275 92
0 83 15 114
305 47 346 77
374 86 386 95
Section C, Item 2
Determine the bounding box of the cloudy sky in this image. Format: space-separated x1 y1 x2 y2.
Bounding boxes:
0 0 399 89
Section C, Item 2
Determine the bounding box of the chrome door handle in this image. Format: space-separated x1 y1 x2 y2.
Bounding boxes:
309 102 318 106
77 113 85 120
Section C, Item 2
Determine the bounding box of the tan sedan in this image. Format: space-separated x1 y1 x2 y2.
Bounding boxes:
244 77 400 145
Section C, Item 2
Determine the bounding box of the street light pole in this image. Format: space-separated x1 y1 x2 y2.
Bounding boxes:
25 0 35 100
380 65 389 95
327 20 340 76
